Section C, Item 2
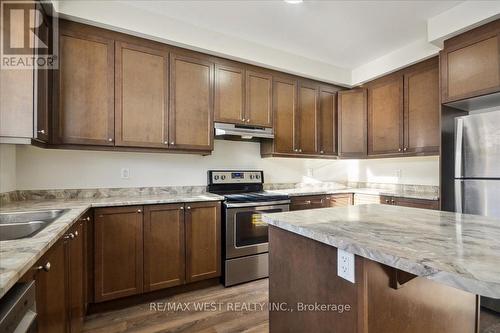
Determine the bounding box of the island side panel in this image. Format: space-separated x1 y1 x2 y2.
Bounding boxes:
268 226 478 333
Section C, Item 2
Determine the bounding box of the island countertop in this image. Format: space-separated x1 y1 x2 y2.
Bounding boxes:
262 204 500 298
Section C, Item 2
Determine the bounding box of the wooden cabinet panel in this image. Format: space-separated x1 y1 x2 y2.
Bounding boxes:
115 42 168 148
215 64 245 124
446 36 500 101
273 77 298 154
404 59 440 154
338 89 367 158
368 75 404 155
353 194 383 205
68 221 85 333
325 194 353 207
169 54 214 151
144 204 185 291
57 29 114 145
393 197 440 210
298 82 319 154
35 239 68 333
246 70 273 127
319 86 338 155
185 202 221 283
94 206 143 302
290 195 327 211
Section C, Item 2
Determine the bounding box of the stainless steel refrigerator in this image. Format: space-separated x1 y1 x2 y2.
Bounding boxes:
455 110 500 311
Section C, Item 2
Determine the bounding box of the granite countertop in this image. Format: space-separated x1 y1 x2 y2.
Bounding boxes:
0 192 223 299
262 204 500 298
267 187 439 201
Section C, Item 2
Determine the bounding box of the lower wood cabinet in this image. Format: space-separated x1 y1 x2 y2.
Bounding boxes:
325 194 353 207
93 201 221 302
143 204 185 291
185 202 221 282
290 194 353 211
354 193 439 210
94 206 144 302
68 220 86 333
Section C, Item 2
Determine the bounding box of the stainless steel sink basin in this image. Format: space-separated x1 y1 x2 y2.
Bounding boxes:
0 209 69 241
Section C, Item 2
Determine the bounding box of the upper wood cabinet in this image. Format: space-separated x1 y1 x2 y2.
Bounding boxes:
143 204 185 291
246 70 273 127
319 86 338 156
215 64 245 124
56 27 115 146
185 201 221 283
441 20 500 103
367 75 404 156
169 54 214 151
297 81 319 154
94 206 144 302
404 58 440 154
115 41 169 148
272 77 298 154
338 89 368 158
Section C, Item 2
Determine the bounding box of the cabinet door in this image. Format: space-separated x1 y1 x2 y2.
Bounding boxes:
115 42 168 148
444 33 500 102
290 195 327 211
169 54 214 151
393 197 440 210
273 77 298 154
35 239 68 333
404 59 440 154
68 222 84 333
185 202 221 282
144 204 185 291
353 194 382 205
246 70 273 127
338 89 367 158
57 28 114 145
368 75 403 156
325 194 353 207
215 64 245 124
94 206 143 302
298 81 319 154
319 86 338 156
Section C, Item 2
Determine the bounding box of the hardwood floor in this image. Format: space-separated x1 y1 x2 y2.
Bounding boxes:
83 279 269 333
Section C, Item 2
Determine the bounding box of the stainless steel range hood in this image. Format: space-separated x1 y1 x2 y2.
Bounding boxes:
214 122 274 140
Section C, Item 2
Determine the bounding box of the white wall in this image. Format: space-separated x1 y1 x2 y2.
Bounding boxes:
13 142 439 191
0 144 17 192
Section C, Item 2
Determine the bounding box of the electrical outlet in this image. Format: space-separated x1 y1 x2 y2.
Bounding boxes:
121 168 130 179
337 249 355 283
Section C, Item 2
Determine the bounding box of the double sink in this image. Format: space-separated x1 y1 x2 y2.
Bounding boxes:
0 209 69 241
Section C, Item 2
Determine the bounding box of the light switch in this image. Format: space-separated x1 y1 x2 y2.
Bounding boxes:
337 249 355 283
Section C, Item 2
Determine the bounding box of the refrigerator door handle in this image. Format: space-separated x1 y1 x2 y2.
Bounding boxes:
455 117 464 178
454 180 463 213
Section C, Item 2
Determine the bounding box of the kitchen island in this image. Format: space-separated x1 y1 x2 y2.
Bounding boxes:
262 204 500 333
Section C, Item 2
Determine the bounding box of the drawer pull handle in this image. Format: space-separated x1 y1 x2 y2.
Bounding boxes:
64 233 75 240
36 262 51 272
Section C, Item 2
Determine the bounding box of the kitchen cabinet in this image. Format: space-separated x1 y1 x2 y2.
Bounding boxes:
354 193 439 210
94 206 144 302
441 19 500 103
297 81 320 154
143 204 185 291
319 86 338 156
324 193 353 207
56 24 115 146
35 239 68 333
367 75 404 156
338 89 368 158
115 41 169 148
246 70 273 127
67 219 85 333
290 193 353 211
169 53 214 151
271 76 298 154
185 201 221 282
215 63 245 125
404 58 440 154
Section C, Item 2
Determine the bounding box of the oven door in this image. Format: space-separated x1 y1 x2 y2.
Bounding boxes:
225 202 289 259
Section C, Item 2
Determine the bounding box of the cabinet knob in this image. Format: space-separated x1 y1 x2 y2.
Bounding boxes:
403 147 407 151
180 206 184 210
246 119 250 123
164 141 168 144
304 200 311 205
86 216 90 221
186 206 191 210
385 199 390 203
170 141 175 145
74 230 79 237
36 262 51 272
398 148 402 152
320 150 324 154
81 216 90 222
137 209 142 213
298 149 302 153
64 233 75 240
37 129 45 134
108 138 113 142
391 200 396 204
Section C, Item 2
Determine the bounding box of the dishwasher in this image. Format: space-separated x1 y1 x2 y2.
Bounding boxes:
0 281 37 333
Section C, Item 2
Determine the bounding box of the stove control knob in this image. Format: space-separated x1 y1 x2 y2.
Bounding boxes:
221 175 226 180
250 175 254 179
214 175 219 180
256 174 260 179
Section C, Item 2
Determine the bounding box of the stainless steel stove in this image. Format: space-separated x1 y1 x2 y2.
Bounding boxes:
207 170 290 286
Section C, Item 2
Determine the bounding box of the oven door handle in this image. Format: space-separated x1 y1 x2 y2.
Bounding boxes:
224 200 290 208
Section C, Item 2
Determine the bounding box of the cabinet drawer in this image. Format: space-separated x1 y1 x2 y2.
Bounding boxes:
325 194 353 207
290 195 327 211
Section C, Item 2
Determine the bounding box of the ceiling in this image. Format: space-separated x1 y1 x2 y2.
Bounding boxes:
125 0 461 70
